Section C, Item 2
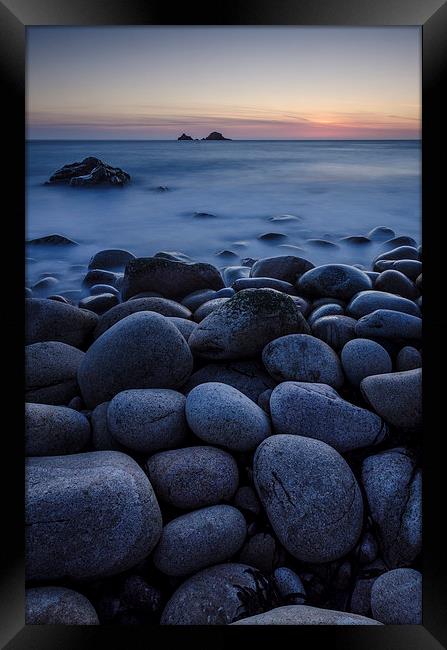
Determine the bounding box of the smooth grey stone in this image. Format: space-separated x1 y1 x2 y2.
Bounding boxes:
26 451 162 580
361 368 422 430
32 276 59 297
396 346 422 371
339 236 371 245
186 382 271 451
373 260 394 273
374 270 418 300
350 578 375 616
311 315 357 351
273 567 306 603
121 257 224 300
93 297 191 339
341 339 392 387
215 287 236 298
154 505 246 577
250 256 313 284
26 587 99 625
297 264 372 300
356 309 422 341
82 269 119 289
373 246 419 268
258 232 288 241
308 303 344 325
347 290 420 318
26 341 84 405
26 298 98 348
90 401 123 451
79 293 119 315
270 382 387 453
233 277 296 294
223 266 251 286
306 239 339 249
193 297 230 322
254 435 363 562
239 533 276 573
107 389 187 453
147 446 239 510
167 316 197 341
25 403 90 456
263 334 344 389
371 568 422 624
361 448 421 567
366 271 380 283
89 283 120 297
88 249 135 271
189 289 310 360
182 360 276 402
160 563 269 625
392 259 422 281
154 250 194 263
381 236 417 250
257 388 273 414
368 227 396 241
232 605 381 625
27 234 78 247
234 485 261 516
181 289 216 311
79 312 193 408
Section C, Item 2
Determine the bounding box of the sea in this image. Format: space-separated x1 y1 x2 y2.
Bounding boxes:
26 140 421 293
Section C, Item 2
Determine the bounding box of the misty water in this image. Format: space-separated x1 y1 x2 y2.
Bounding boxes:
26 140 421 293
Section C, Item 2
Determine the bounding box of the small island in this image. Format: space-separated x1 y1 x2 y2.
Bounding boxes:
177 131 232 141
177 133 193 140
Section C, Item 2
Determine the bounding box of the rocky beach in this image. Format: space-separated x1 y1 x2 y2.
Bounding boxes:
25 233 422 625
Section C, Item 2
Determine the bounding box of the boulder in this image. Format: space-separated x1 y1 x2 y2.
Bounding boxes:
193 297 230 322
26 341 84 405
25 403 90 456
367 226 395 241
396 346 422 371
374 270 418 300
181 289 216 311
88 249 135 270
90 401 123 451
79 293 119 315
167 316 197 341
26 587 99 625
341 339 392 387
270 382 387 453
308 303 344 326
239 533 277 573
361 448 422 567
355 309 422 341
45 156 130 186
347 290 420 318
232 277 296 294
297 264 372 300
189 289 310 360
250 255 314 283
26 451 162 580
107 389 188 453
147 446 239 510
153 505 246 576
121 257 224 300
82 269 120 289
262 334 344 388
26 234 78 247
78 312 193 408
232 605 381 625
371 568 422 624
254 435 363 562
392 259 422 281
26 298 97 348
311 315 357 351
361 368 422 430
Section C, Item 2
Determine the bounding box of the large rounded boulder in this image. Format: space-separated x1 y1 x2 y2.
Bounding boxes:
297 264 372 300
26 298 98 348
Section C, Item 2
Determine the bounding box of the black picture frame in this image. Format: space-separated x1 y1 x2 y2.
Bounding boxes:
1 0 445 647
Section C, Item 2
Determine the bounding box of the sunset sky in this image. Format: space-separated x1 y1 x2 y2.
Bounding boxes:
26 27 421 140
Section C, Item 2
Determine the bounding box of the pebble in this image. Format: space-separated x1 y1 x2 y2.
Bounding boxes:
239 533 277 573
361 447 421 567
181 289 216 311
182 359 276 402
223 266 251 286
153 505 246 576
262 334 344 388
147 446 239 510
32 276 59 297
396 346 422 371
258 232 288 241
189 288 310 360
360 368 422 430
26 451 162 580
26 341 84 405
89 283 120 296
254 434 363 562
233 485 261 516
186 382 271 451
232 605 381 625
26 587 99 625
93 297 191 339
82 269 119 289
88 249 135 271
232 277 296 294
339 236 371 245
270 382 387 452
308 303 344 325
215 287 236 298
297 264 372 300
26 298 98 348
374 270 418 300
121 257 224 300
160 563 270 625
392 259 422 280
250 255 314 283
381 235 417 249
355 309 422 341
107 389 188 453
79 293 119 315
193 297 230 322
373 246 419 267
367 226 395 241
371 568 422 624
347 290 421 318
311 315 357 350
341 338 392 387
25 403 90 456
79 312 193 408
273 567 306 604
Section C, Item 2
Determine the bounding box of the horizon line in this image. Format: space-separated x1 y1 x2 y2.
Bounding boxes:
26 137 421 142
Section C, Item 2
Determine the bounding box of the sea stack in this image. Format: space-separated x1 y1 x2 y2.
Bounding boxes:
178 133 193 140
203 132 232 140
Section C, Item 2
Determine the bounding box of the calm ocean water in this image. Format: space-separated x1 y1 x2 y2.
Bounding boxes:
26 140 421 292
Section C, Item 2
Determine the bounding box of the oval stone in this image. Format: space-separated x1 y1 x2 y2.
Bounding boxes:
347 291 420 318
297 264 372 300
250 255 314 283
371 568 422 625
355 309 422 341
26 298 98 348
26 341 84 405
311 315 357 351
233 605 381 625
341 339 392 387
25 403 90 456
26 587 99 625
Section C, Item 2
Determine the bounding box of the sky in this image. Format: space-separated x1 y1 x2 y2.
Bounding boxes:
26 27 421 140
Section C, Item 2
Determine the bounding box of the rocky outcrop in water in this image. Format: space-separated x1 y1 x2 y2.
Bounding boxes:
203 132 231 140
45 157 130 187
178 133 193 140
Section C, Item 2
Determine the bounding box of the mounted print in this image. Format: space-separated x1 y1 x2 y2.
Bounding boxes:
24 25 422 627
